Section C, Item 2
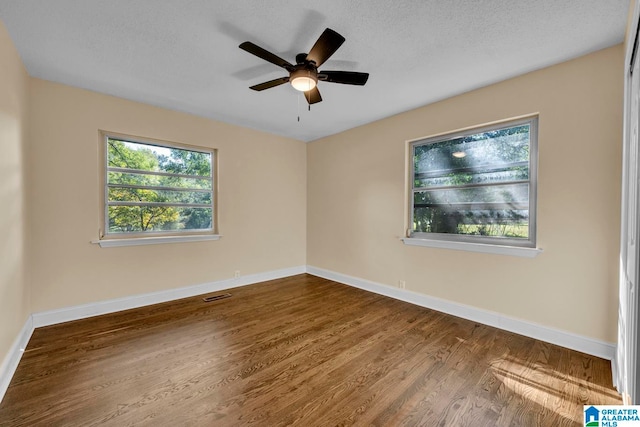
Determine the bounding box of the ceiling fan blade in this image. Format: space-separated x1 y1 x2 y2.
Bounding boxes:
249 77 290 91
239 42 294 71
306 28 345 67
320 71 369 86
305 87 322 104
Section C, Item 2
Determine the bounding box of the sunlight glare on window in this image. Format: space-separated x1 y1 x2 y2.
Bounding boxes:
410 117 537 247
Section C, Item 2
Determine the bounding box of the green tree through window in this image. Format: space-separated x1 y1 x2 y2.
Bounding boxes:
105 136 214 235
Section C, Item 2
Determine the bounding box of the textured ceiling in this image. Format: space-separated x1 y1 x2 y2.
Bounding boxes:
0 1 630 142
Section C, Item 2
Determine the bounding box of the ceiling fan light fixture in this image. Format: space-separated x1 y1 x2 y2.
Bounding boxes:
290 69 317 92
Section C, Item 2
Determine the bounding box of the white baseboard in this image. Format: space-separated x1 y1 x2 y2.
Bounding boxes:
32 265 306 328
611 355 619 392
0 315 34 403
306 265 616 361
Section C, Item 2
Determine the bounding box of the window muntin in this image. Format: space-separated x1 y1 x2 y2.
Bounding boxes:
102 134 215 237
410 117 538 247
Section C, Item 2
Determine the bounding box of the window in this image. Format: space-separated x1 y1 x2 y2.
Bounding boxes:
99 132 216 242
408 116 538 249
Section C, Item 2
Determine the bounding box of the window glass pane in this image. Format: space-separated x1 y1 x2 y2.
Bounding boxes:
414 183 529 208
107 139 211 177
108 172 212 190
108 187 212 205
415 164 529 188
413 206 529 238
108 206 213 233
414 125 530 188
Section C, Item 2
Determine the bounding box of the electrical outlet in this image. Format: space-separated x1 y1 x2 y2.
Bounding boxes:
234 270 241 279
397 280 406 289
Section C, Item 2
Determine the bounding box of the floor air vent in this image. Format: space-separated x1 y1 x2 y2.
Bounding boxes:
202 293 232 302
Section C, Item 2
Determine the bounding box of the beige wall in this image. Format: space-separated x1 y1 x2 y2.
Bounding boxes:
0 22 29 360
27 79 307 313
308 45 624 343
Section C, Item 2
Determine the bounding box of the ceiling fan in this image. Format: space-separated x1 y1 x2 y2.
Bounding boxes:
239 28 369 105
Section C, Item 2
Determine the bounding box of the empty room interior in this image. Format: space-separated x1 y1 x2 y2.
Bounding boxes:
1 1 639 426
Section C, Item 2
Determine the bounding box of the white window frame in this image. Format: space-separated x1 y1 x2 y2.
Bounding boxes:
94 131 220 247
403 116 541 257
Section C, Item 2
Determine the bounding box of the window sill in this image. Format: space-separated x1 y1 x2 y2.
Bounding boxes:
401 238 542 258
92 234 221 248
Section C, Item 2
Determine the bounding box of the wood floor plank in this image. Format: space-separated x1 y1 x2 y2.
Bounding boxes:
0 274 621 426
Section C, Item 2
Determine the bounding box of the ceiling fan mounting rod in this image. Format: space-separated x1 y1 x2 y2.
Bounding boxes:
296 53 312 65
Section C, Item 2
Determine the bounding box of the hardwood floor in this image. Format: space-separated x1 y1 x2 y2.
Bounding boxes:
0 274 620 426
